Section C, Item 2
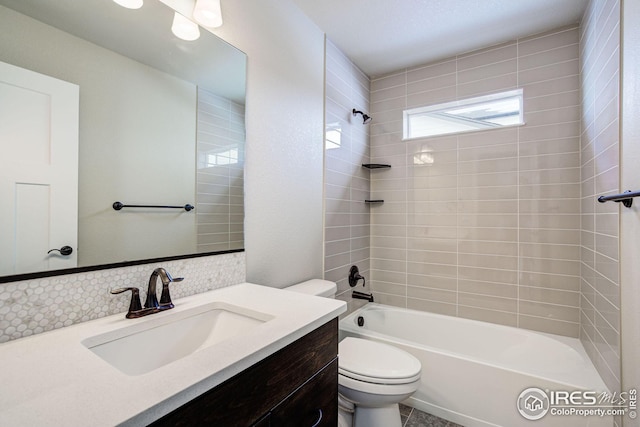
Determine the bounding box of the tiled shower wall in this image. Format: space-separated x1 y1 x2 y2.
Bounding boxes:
196 88 245 252
579 0 620 395
368 27 583 337
324 39 371 310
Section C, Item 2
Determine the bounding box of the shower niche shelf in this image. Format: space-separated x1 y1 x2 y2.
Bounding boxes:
362 163 391 169
363 163 390 205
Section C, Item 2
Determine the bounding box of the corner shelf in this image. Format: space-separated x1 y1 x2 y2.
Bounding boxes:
363 164 390 205
362 163 391 169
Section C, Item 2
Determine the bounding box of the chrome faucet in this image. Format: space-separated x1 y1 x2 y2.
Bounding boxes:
111 268 183 318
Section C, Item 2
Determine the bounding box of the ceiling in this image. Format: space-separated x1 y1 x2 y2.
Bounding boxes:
292 0 589 78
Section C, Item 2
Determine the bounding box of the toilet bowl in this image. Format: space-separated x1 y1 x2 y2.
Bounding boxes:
286 279 422 427
339 336 421 427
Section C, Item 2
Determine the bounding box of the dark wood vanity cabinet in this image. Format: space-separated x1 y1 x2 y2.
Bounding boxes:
149 318 338 427
267 358 338 426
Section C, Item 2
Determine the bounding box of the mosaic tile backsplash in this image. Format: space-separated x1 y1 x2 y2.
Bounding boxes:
0 252 246 343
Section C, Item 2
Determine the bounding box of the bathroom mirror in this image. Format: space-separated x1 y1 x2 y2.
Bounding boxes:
0 0 246 281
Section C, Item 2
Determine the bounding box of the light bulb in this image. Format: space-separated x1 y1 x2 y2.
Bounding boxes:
172 12 200 41
112 0 143 9
193 0 223 28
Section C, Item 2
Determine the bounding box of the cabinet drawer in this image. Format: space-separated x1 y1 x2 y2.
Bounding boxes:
270 358 338 427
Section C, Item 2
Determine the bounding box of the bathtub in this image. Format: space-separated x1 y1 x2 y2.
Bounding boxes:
340 304 613 427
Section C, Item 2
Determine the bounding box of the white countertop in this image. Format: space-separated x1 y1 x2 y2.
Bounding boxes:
0 283 346 426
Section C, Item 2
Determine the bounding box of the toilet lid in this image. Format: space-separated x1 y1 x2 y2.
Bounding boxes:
338 337 421 383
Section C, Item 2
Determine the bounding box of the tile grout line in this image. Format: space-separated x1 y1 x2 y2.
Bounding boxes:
403 406 414 427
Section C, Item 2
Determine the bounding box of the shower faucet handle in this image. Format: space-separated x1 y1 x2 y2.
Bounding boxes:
349 265 366 287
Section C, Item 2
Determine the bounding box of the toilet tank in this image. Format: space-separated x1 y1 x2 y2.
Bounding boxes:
285 279 337 298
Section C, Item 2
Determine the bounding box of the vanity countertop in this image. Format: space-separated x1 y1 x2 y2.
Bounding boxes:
0 282 346 426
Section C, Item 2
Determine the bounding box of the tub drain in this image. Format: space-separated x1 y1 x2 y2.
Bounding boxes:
357 316 365 327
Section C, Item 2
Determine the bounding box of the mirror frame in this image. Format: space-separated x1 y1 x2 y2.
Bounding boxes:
0 249 244 284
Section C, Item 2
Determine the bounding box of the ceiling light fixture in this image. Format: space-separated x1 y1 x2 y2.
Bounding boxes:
193 0 223 28
171 12 200 41
112 0 143 9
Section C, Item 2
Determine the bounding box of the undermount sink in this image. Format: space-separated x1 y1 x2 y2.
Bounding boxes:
82 302 274 376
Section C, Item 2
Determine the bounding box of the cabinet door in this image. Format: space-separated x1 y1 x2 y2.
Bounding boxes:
251 413 270 427
270 359 338 427
149 319 338 427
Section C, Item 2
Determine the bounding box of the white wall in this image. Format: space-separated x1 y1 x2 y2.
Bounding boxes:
211 0 326 287
621 0 640 425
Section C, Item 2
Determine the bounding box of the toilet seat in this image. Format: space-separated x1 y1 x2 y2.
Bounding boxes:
338 337 421 385
339 372 421 398
339 368 421 385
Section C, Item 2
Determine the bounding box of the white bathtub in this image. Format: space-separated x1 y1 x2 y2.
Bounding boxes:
339 303 612 427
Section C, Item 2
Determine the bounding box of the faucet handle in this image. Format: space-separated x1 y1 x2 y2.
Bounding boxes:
348 265 366 287
159 274 183 308
111 287 143 318
164 269 184 284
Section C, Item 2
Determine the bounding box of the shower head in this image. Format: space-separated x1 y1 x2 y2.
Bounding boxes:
352 109 372 124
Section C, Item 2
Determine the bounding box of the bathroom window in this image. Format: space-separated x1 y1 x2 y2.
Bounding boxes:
403 89 524 140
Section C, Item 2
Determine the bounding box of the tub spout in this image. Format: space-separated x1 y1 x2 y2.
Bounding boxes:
352 290 374 302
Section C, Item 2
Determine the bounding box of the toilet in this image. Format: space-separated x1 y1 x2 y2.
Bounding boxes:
286 279 422 427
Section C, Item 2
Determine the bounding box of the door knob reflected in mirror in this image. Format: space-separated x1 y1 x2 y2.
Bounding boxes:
48 246 73 256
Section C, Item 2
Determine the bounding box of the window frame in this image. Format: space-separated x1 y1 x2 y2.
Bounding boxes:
402 88 525 140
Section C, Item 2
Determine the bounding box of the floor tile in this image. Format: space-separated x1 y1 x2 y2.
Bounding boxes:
402 405 464 427
400 403 413 426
